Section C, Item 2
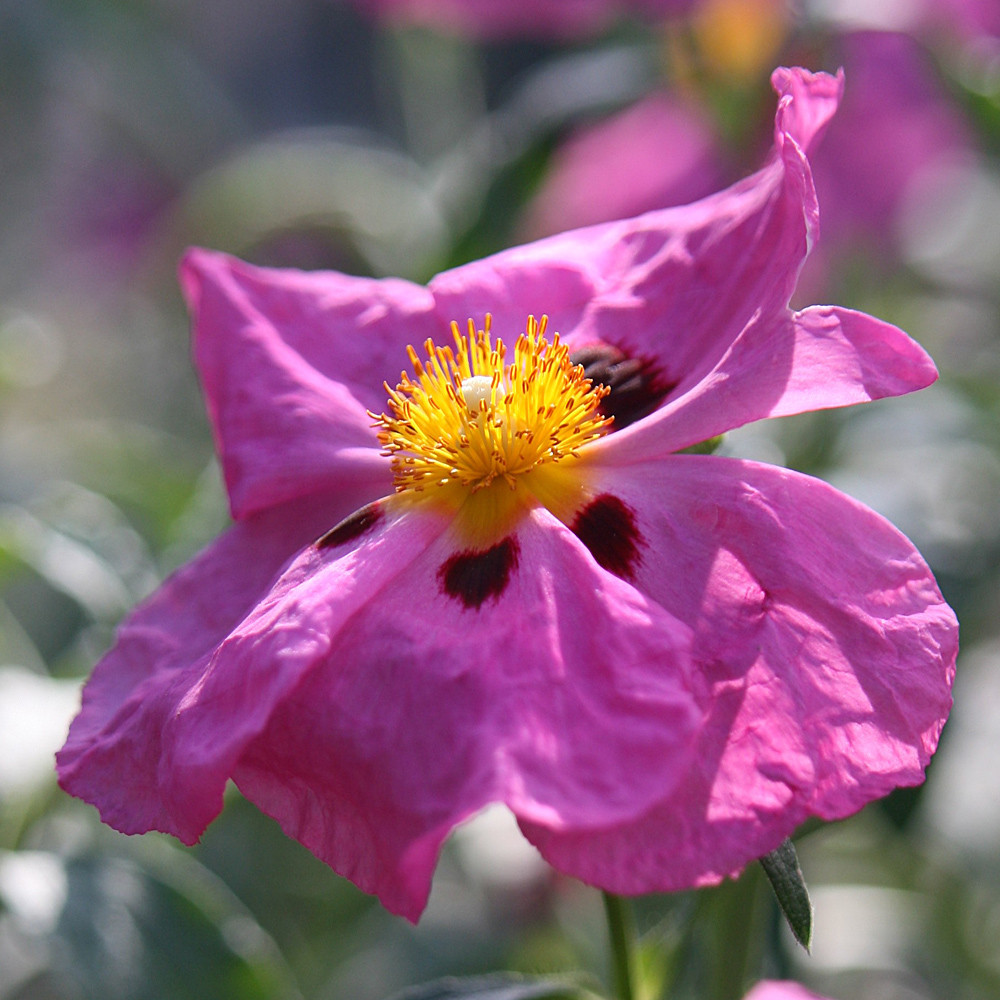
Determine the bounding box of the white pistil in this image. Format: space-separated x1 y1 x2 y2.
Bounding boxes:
461 375 494 412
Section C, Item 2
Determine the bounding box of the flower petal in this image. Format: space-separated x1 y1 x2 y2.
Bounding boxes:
180 249 443 518
769 65 841 162
522 455 956 894
429 68 838 407
56 485 375 843
593 305 938 461
170 504 698 920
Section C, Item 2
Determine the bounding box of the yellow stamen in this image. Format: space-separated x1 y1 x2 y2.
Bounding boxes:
371 315 610 542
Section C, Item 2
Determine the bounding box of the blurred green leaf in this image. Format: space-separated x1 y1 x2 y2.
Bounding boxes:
172 133 448 281
0 666 79 805
678 435 723 455
434 43 655 267
0 597 47 673
0 504 132 621
37 421 222 553
758 839 812 952
385 973 593 1000
4 847 302 1000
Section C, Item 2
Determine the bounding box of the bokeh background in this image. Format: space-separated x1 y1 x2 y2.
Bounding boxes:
2 1 999 998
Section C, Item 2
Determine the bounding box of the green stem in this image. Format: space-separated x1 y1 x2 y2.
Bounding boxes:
602 891 637 1000
699 868 765 1000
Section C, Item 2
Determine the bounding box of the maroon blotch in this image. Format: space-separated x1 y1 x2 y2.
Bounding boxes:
570 343 676 430
571 494 643 579
316 501 383 549
439 537 519 610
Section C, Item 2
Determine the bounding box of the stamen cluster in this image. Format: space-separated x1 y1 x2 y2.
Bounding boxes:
373 315 611 498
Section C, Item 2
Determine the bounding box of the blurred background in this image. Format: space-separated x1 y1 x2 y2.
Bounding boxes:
1 1 999 997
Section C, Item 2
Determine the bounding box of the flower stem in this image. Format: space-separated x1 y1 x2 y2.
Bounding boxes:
602 891 637 1000
697 867 766 1000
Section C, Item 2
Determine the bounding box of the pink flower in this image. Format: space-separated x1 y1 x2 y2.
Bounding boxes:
521 90 725 239
810 31 975 257
912 0 1000 44
939 0 1000 40
57 68 957 922
744 982 831 1000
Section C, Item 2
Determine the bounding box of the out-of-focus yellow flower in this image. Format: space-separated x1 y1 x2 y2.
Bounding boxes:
692 0 791 81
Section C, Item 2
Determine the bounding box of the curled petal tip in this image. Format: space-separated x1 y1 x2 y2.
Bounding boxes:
772 66 845 155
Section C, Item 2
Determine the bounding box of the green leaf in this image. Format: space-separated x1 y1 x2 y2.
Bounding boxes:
759 838 813 951
0 503 132 621
177 134 448 281
384 972 591 1000
3 848 301 1000
677 435 724 455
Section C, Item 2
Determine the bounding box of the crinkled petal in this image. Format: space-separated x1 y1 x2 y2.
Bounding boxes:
167 503 697 920
180 249 443 518
56 485 374 842
769 65 841 164
429 68 838 407
592 305 938 461
521 455 956 894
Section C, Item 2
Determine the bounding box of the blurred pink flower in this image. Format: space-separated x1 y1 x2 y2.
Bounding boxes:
527 29 975 276
810 30 975 258
917 0 1000 43
57 68 956 921
521 90 725 239
744 982 830 1000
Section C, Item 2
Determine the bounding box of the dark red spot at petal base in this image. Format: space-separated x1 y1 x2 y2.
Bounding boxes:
316 501 383 549
570 343 676 430
439 537 519 610
572 494 643 579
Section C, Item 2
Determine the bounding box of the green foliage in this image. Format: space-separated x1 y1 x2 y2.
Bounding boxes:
758 840 812 952
0 846 297 1000
385 973 594 1000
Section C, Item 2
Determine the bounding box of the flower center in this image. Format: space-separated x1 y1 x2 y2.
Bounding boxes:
372 315 611 537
